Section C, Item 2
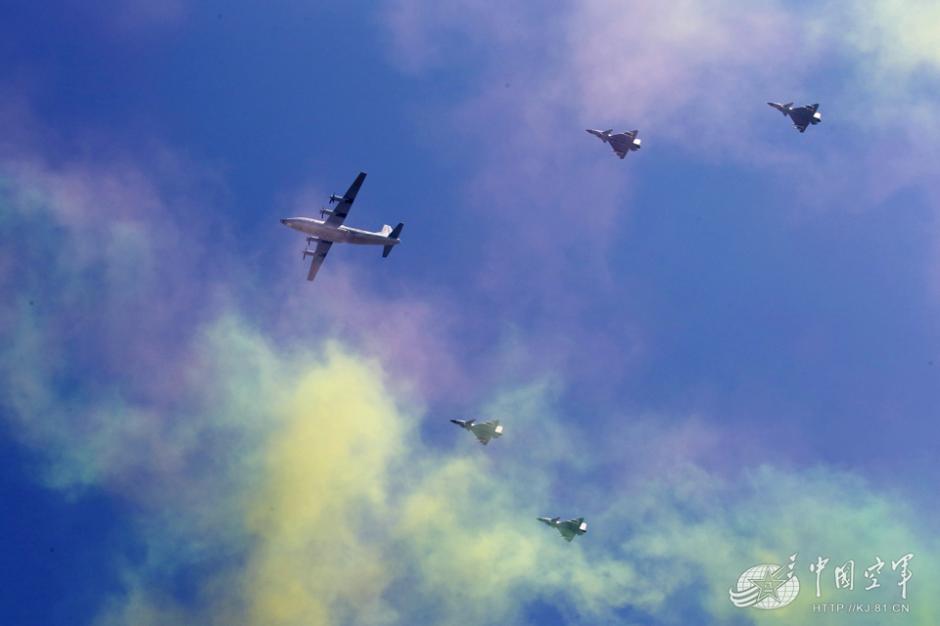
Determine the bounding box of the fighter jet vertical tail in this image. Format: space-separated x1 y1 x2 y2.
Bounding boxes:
382 222 404 258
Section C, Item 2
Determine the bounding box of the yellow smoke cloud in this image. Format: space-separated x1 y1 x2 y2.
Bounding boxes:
239 344 404 626
230 337 561 626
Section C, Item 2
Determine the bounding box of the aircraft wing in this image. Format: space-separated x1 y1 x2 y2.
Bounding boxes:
325 172 367 226
791 106 815 133
558 524 577 542
305 240 332 282
608 134 632 159
470 420 503 445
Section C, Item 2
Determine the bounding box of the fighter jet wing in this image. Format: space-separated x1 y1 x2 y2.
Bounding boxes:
558 524 577 542
790 106 815 133
470 420 503 445
608 132 637 159
325 172 367 226
306 240 332 282
560 518 587 541
797 104 820 132
608 136 628 158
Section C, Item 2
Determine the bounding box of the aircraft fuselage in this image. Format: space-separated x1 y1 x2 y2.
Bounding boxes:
281 218 397 246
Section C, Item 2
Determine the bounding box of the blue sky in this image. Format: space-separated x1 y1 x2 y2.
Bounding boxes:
2 2 939 625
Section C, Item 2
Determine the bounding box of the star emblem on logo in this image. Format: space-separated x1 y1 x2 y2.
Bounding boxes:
730 554 800 610
748 565 790 603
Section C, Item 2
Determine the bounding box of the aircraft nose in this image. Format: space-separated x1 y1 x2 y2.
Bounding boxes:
280 219 288 225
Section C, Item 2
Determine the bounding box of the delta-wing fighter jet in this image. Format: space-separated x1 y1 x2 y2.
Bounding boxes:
538 516 588 542
767 102 822 133
450 419 504 445
586 128 642 159
280 172 404 282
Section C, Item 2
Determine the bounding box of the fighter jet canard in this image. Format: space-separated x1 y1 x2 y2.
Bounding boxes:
280 172 404 282
767 101 822 133
538 516 588 542
586 128 642 159
450 419 504 445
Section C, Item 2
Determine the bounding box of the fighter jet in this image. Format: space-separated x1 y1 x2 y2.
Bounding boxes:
450 419 504 445
586 128 642 159
280 172 404 282
767 102 822 133
538 516 588 542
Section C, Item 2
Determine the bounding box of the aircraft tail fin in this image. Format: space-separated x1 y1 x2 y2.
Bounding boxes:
382 222 404 258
